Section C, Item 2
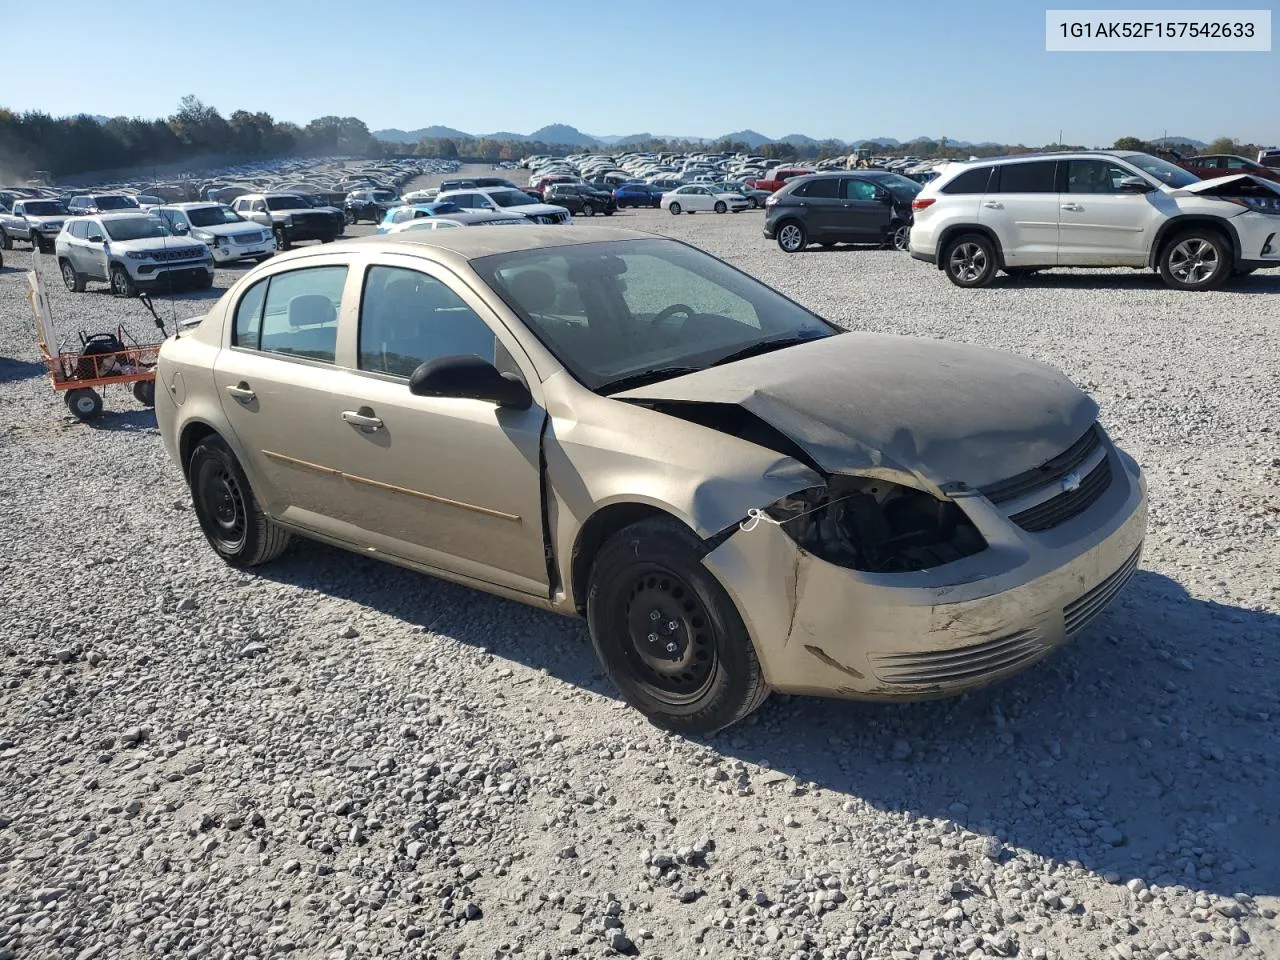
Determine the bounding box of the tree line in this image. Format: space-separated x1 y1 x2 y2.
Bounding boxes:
0 96 380 179
0 96 1268 181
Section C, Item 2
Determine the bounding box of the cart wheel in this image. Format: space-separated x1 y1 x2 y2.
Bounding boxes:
65 388 103 421
133 380 156 407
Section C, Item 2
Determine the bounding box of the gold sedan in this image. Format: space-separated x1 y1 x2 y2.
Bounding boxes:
156 226 1146 733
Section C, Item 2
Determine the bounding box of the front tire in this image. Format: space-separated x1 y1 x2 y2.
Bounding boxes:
586 518 769 734
889 223 911 251
189 435 291 568
1158 230 1229 290
582 203 595 217
0 228 10 250
714 201 727 214
109 263 137 298
132 380 156 406
943 233 997 287
776 220 806 253
669 202 681 215
64 388 103 421
275 228 291 251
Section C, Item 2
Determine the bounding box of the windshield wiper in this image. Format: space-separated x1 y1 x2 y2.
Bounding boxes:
708 333 828 368
597 366 702 394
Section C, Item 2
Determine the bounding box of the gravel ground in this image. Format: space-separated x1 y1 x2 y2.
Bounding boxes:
1 165 1278 960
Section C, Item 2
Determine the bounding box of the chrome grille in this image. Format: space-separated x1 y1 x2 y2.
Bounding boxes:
1064 546 1141 636
1009 456 1112 532
981 425 1101 504
230 231 264 244
869 629 1045 685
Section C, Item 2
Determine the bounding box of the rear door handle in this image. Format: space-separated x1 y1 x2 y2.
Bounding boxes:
225 383 256 403
982 200 1002 209
342 409 384 431
1061 203 1082 211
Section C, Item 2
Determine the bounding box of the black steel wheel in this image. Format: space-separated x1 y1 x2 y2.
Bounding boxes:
587 518 769 733
189 435 290 567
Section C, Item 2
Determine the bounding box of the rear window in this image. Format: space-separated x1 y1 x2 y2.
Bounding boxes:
994 161 1057 194
941 166 994 194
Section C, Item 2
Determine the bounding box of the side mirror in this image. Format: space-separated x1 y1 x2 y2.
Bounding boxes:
409 355 532 410
86 231 104 243
1118 176 1151 193
172 222 190 234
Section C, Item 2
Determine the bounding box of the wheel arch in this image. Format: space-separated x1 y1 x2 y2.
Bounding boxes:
178 419 221 481
569 501 696 616
936 223 1006 271
1148 215 1242 269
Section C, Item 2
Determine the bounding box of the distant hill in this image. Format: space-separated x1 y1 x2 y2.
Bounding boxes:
375 125 471 143
717 129 772 149
1154 135 1207 149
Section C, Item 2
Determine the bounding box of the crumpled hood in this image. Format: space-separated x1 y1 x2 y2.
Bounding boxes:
1177 173 1280 195
617 332 1098 492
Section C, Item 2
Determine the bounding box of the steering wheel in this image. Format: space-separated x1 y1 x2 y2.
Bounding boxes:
652 303 696 326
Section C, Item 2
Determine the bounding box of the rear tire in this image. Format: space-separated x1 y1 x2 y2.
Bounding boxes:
275 228 291 251
60 259 86 293
132 380 156 406
1232 267 1256 277
776 220 806 253
669 202 681 215
943 233 997 287
889 222 911 251
586 518 769 734
0 228 10 250
1158 229 1229 291
189 435 291 568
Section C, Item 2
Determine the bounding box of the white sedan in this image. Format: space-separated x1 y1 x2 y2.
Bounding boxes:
661 185 750 215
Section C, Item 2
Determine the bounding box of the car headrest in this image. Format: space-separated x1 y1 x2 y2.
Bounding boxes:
288 294 336 328
508 270 557 314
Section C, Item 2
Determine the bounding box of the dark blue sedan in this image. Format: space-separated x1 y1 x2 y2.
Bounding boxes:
612 183 664 209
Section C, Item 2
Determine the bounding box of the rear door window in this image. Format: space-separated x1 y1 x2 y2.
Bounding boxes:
993 161 1057 193
797 178 839 199
233 265 348 362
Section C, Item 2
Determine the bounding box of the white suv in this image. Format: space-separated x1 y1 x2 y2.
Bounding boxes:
909 151 1280 291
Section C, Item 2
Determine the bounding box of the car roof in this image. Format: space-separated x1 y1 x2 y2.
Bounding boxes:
69 211 159 221
264 225 652 269
161 201 224 209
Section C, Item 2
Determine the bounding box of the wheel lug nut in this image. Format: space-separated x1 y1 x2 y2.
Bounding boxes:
667 621 679 632
647 633 659 643
649 610 661 621
665 642 678 653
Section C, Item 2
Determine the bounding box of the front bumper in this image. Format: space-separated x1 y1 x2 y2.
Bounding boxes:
1232 214 1280 269
210 240 275 263
131 261 215 285
702 446 1148 699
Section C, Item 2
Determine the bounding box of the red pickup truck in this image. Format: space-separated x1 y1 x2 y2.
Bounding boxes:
746 167 815 192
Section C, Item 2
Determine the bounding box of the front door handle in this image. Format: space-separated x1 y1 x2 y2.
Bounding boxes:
342 409 384 431
982 200 1002 209
1061 203 1082 211
225 383 256 403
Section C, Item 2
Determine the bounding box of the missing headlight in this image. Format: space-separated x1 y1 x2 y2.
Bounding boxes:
762 477 986 573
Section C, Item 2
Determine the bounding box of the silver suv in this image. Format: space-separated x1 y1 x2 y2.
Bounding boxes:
0 198 69 253
55 213 214 296
909 151 1280 290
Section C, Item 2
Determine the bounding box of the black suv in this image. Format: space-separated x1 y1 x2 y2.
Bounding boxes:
543 183 616 217
763 171 921 253
345 188 402 225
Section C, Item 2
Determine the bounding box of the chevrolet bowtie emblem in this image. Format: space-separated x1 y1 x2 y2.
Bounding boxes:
1061 471 1082 493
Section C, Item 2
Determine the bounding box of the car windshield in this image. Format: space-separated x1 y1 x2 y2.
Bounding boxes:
187 205 243 227
266 196 306 210
23 200 67 215
96 195 139 210
489 191 538 208
1121 152 1200 188
103 217 168 241
372 191 397 201
423 202 463 214
475 238 836 392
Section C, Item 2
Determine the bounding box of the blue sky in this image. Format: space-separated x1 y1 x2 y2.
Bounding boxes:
5 0 1275 145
